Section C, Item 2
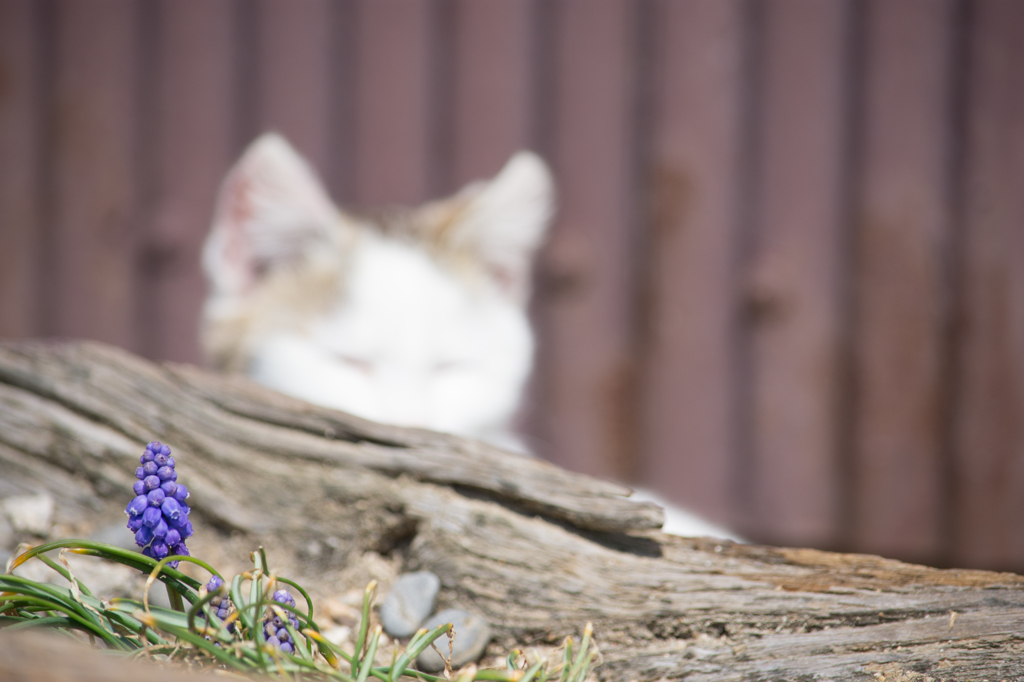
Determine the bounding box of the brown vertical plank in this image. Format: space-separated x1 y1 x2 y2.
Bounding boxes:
0 0 41 339
254 0 333 179
636 0 745 525
953 0 1024 571
352 0 435 205
449 0 534 188
143 0 236 364
851 0 955 563
533 0 639 480
744 0 853 545
49 0 141 351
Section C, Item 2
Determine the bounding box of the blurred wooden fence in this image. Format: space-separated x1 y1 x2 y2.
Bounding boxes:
1 0 1023 571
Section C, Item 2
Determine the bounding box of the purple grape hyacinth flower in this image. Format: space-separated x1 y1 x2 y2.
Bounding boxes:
263 589 300 653
125 441 192 567
201 575 236 635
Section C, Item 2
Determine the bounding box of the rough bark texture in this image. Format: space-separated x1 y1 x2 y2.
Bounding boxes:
2 340 1024 681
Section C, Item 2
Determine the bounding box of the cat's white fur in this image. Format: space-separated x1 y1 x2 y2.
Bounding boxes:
202 133 738 540
248 233 534 450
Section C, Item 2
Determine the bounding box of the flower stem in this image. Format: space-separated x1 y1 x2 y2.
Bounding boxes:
166 584 185 612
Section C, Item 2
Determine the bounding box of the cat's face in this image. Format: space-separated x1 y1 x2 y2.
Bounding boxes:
201 134 553 448
247 230 534 446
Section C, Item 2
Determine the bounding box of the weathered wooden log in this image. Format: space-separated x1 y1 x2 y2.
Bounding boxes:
2 340 1023 681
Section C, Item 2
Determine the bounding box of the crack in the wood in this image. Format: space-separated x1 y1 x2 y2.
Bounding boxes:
449 483 664 558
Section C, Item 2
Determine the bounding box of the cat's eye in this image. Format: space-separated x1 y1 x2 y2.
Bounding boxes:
335 354 374 375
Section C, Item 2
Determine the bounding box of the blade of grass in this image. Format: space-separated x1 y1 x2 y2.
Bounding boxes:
0 576 121 645
3 615 80 631
357 625 382 682
229 573 255 633
9 540 201 591
565 623 593 682
354 581 377 659
389 622 454 682
558 637 573 682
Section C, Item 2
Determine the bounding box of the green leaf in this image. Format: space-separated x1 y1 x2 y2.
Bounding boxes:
357 626 382 682
389 622 452 682
355 581 377 660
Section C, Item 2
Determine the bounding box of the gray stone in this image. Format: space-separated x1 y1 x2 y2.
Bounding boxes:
379 571 440 638
415 608 492 672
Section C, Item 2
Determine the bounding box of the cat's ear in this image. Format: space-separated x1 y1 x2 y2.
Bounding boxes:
419 151 555 303
203 133 343 300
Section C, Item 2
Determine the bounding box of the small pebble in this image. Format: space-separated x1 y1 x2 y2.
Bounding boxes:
379 571 440 638
415 609 492 672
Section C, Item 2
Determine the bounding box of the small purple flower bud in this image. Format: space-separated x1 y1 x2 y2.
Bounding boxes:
173 485 189 502
135 526 154 546
277 628 289 640
154 453 168 467
272 590 295 607
127 516 143 531
148 441 162 453
142 545 154 558
133 480 145 496
171 543 189 557
165 528 181 546
161 497 183 522
266 636 281 648
126 495 148 517
153 518 168 539
207 575 224 592
182 520 194 538
157 466 176 482
144 475 161 491
143 461 158 476
135 466 145 480
159 444 170 456
180 503 191 516
151 541 169 559
280 641 294 654
142 506 162 528
160 481 177 496
147 488 165 506
167 456 175 468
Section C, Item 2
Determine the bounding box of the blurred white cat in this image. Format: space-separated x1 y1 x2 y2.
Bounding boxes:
201 133 736 540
